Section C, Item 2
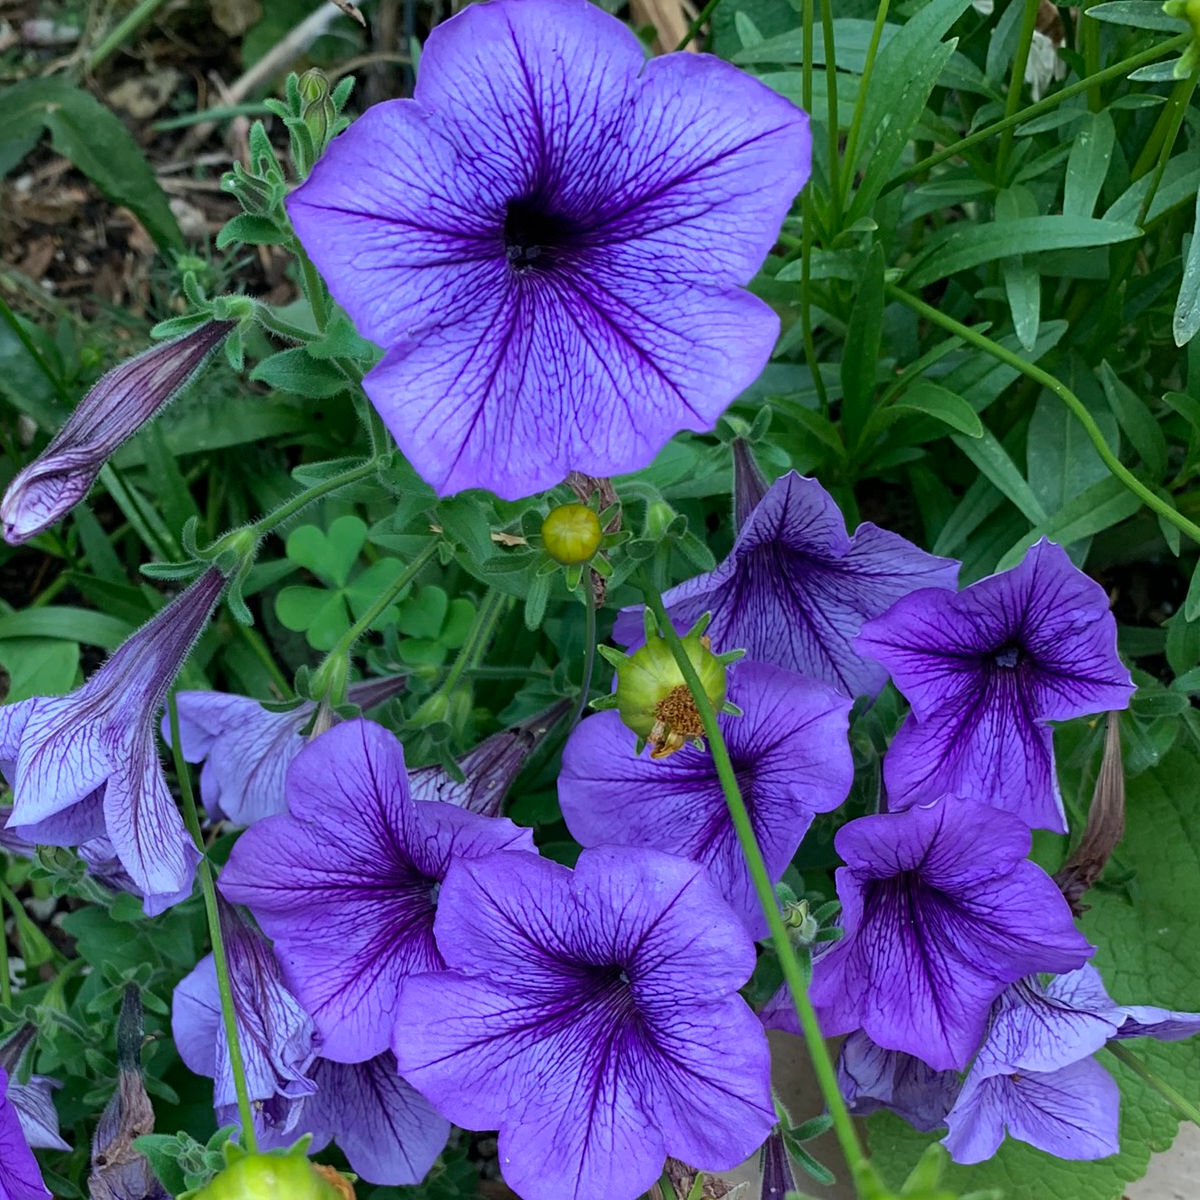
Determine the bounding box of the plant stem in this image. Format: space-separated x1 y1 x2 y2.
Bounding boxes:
439 589 508 697
840 0 890 200
242 458 379 542
295 245 329 334
1136 65 1200 220
884 33 1190 193
166 692 259 1153
1106 1042 1200 1127
571 584 598 729
996 0 1041 182
638 578 869 1194
886 283 1200 547
86 0 174 72
675 0 723 51
819 0 841 227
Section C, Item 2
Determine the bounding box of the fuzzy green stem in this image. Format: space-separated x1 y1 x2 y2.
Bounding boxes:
884 33 1190 194
295 245 329 334
240 457 379 542
996 0 1041 182
840 0 890 199
1105 1042 1200 1127
886 283 1200 546
675 0 723 51
638 578 869 1194
167 692 258 1152
571 584 598 729
439 589 508 697
86 0 174 72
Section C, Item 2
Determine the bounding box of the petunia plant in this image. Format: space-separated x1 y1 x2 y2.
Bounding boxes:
2 1 1200 1200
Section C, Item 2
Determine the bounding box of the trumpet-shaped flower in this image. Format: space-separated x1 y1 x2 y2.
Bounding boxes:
835 1031 960 1132
394 847 774 1200
559 661 852 935
855 539 1134 831
0 569 225 913
172 902 319 1146
1 321 231 544
165 676 405 826
943 965 1200 1163
0 1070 50 1200
218 718 535 1062
614 473 959 697
287 0 810 499
809 798 1093 1071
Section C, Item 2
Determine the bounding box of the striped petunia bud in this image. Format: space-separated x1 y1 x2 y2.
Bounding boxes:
1 320 232 544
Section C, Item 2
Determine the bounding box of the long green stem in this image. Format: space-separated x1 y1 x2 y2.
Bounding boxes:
638 580 869 1194
295 245 329 334
86 0 174 72
1136 65 1200 221
840 0 890 199
439 589 508 697
996 0 1041 182
886 283 1200 546
884 33 1190 193
167 692 258 1153
241 458 379 542
1106 1042 1200 1127
819 0 841 226
571 585 598 729
675 0 723 51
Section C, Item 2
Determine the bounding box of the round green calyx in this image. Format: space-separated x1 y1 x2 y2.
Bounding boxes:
611 630 726 758
193 1153 342 1200
541 504 603 565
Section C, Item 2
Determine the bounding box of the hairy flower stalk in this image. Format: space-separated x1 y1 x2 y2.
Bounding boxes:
0 568 226 912
1 320 232 544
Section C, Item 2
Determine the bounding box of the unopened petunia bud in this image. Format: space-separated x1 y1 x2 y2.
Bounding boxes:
298 69 337 154
603 627 726 758
541 503 602 564
192 1153 341 1200
2 320 232 544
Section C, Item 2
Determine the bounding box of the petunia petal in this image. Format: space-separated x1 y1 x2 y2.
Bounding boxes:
0 1071 50 1200
836 1030 959 1132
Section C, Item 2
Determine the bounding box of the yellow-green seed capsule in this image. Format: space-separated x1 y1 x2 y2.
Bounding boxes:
541 504 603 565
612 631 726 758
192 1153 342 1200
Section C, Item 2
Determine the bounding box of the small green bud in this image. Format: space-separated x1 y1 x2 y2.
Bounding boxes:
541 503 603 565
298 68 338 151
782 898 819 945
608 630 726 758
645 500 676 540
192 1153 341 1200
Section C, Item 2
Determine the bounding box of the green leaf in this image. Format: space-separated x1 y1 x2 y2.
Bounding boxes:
0 608 133 648
345 558 409 627
905 217 1141 288
889 381 984 438
952 428 1047 526
1098 361 1168 479
1063 111 1116 219
286 516 366 588
1174 193 1200 347
1086 0 1188 28
1185 557 1200 622
997 187 1042 351
250 347 351 398
0 79 182 251
0 638 79 702
215 213 288 249
396 584 450 640
841 244 886 444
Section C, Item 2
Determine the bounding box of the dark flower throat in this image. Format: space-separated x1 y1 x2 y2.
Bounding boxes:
503 197 580 273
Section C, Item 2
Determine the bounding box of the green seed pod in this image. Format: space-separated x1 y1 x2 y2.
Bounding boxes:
609 630 726 758
541 503 603 565
193 1153 341 1200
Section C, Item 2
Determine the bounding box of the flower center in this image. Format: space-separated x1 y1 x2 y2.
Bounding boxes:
649 684 705 759
991 641 1023 669
503 197 578 272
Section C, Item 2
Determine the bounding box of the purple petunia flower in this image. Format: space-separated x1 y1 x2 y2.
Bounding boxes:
558 661 852 936
2 321 231 544
855 539 1134 831
164 676 405 827
0 569 225 913
287 0 809 499
393 846 774 1200
0 1069 50 1200
808 798 1093 1071
835 1031 961 1133
172 901 319 1147
943 964 1200 1163
218 718 535 1063
614 473 959 698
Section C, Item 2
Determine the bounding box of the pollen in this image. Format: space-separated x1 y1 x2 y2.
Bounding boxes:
647 685 705 758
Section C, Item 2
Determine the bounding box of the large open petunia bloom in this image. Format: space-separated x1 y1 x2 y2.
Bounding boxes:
287 0 810 499
614 472 959 697
809 798 1093 1071
218 718 535 1063
0 1069 50 1200
164 676 405 827
559 660 852 935
943 965 1200 1163
0 568 225 913
394 847 775 1200
855 538 1134 831
173 902 319 1147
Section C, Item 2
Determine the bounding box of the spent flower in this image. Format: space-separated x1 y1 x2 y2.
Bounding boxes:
287 0 810 498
